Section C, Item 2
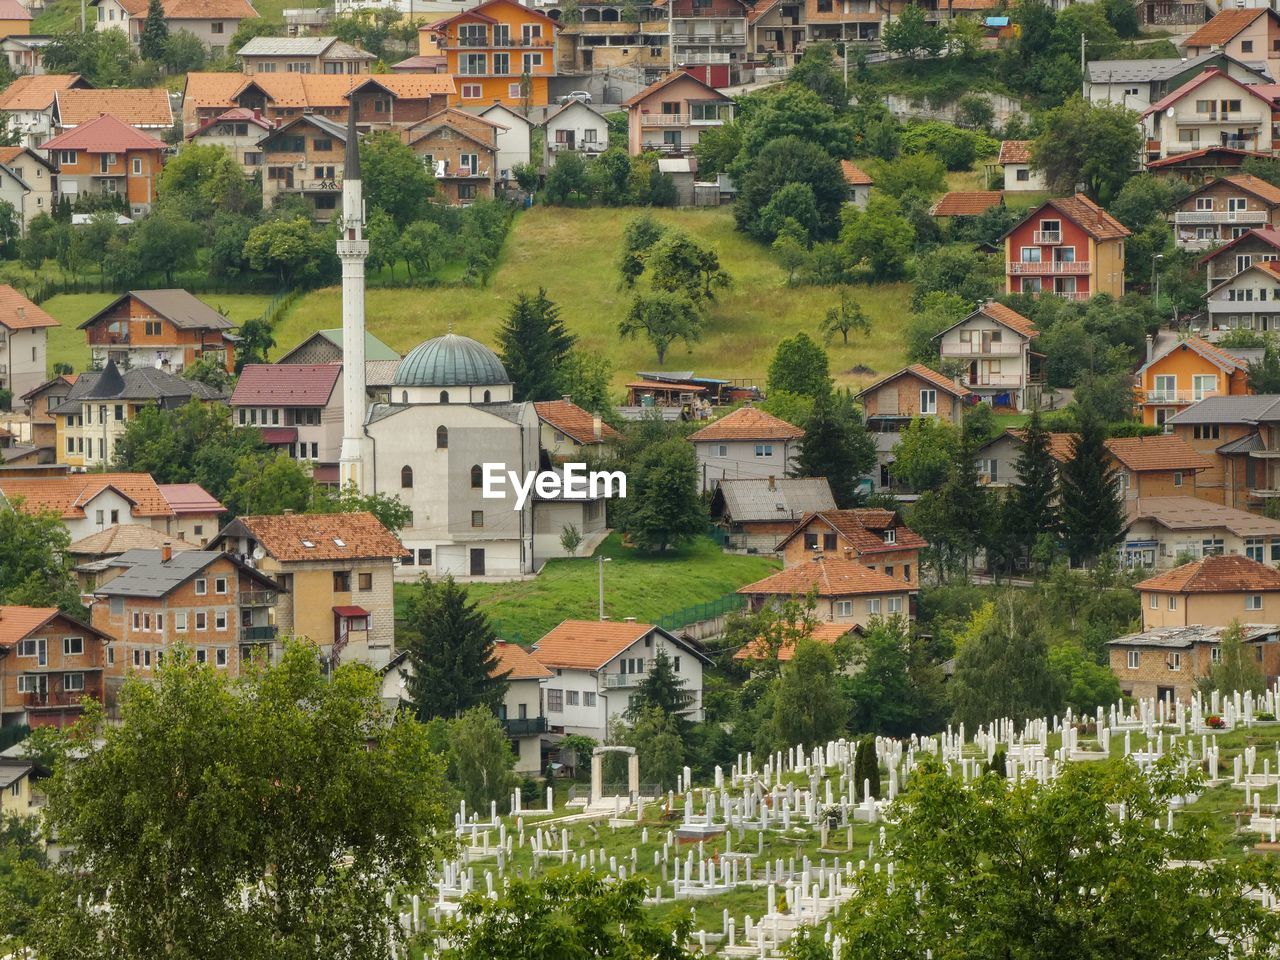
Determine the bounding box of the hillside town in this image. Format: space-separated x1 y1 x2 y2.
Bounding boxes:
7 0 1280 955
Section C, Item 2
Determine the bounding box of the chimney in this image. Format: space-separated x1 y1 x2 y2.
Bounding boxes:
563 394 573 403
767 475 776 491
623 616 637 622
16 306 23 322
1146 334 1154 364
161 541 172 563
283 508 294 515
592 415 602 439
844 548 854 560
743 399 753 407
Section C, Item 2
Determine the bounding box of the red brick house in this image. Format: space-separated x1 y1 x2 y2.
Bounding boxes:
1004 194 1130 300
0 606 115 729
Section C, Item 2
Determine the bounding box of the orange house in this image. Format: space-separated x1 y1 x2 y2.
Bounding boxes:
1134 336 1253 428
424 0 560 108
1004 194 1130 300
40 113 164 217
78 289 238 375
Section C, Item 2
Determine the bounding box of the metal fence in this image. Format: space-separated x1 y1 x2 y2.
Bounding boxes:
0 724 30 754
656 592 744 632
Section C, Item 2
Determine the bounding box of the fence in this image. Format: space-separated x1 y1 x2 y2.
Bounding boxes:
22 273 282 305
656 592 744 632
0 724 30 754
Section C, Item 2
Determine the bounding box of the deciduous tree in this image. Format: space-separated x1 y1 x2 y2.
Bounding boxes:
772 640 846 750
360 130 434 227
616 437 706 552
1032 97 1142 202
1206 619 1267 697
949 592 1060 728
795 389 876 507
768 332 831 398
448 707 519 814
618 291 702 364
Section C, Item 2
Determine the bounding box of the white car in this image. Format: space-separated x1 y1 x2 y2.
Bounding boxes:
557 90 593 105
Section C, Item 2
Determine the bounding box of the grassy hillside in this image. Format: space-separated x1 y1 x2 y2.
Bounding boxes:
274 206 914 397
43 292 277 375
393 533 779 644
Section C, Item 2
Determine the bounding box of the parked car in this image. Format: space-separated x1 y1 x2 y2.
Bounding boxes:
557 90 593 105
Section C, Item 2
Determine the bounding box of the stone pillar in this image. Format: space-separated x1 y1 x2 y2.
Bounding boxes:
591 753 604 805
628 752 640 800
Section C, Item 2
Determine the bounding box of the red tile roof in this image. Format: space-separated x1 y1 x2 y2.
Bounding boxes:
998 140 1032 164
41 114 165 154
1195 174 1280 207
841 160 873 186
1041 193 1131 240
492 640 554 680
533 398 622 445
733 622 858 661
623 69 728 108
0 473 174 518
1135 554 1280 593
857 363 968 402
56 88 173 128
0 1 33 19
111 0 258 17
224 512 405 563
532 619 653 670
775 508 928 556
0 285 57 331
0 606 58 648
738 556 913 598
1196 227 1280 266
183 72 455 114
979 301 1037 338
1142 68 1270 119
1146 146 1275 170
230 363 342 407
157 483 225 516
689 405 804 442
1105 435 1214 472
1184 8 1275 47
930 191 1003 216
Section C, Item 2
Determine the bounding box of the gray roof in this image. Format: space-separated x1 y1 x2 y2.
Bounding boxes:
277 329 400 364
1086 53 1269 84
1109 623 1280 649
615 405 682 422
712 477 836 523
0 760 32 790
94 548 276 598
237 36 374 59
1165 395 1280 425
393 333 510 388
365 359 401 387
50 365 225 414
79 290 233 332
1218 432 1264 455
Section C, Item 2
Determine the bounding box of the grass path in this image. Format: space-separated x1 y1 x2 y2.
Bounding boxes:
275 207 914 397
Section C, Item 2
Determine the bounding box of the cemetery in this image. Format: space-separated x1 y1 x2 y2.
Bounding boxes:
406 688 1280 957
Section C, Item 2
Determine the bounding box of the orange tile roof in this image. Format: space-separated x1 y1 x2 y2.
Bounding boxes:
930 191 1003 216
979 301 1037 338
1105 435 1214 472
841 159 873 186
998 139 1032 164
1184 8 1272 47
532 619 653 670
533 399 621 445
56 88 172 128
623 69 727 108
856 363 969 402
1219 174 1280 207
689 405 804 442
68 524 200 557
0 285 57 331
776 509 928 556
0 75 84 112
492 640 553 680
111 0 258 17
1005 429 1078 463
733 622 857 661
41 114 165 153
225 511 405 563
0 606 58 648
1135 554 1280 593
183 72 454 113
1043 193 1131 240
738 556 913 598
0 473 174 519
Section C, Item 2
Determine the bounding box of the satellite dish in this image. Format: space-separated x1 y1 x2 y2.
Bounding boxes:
253 546 266 560
1166 107 1174 118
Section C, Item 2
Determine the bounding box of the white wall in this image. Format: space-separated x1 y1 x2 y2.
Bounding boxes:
695 438 798 493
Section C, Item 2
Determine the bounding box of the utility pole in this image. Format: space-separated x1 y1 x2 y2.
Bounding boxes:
597 556 612 620
1080 33 1087 99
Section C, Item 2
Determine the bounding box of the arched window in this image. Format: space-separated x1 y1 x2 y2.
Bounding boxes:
401 391 408 403
400 465 413 488
483 389 491 402
439 390 450 404
470 464 483 488
436 426 448 449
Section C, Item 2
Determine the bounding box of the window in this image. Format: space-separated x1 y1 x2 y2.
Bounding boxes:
522 52 543 73
63 636 83 656
114 404 124 420
460 53 487 75
195 612 207 630
215 611 227 631
803 533 818 550
1247 594 1263 611
1150 593 1158 609
566 690 580 706
472 510 484 528
358 572 373 591
216 648 228 668
547 689 563 712
1196 197 1215 212
132 649 141 668
754 444 774 458
175 612 188 632
522 23 543 43
1243 40 1254 53
211 20 224 33
920 389 937 415
1247 538 1265 562
1193 424 1220 440
132 158 142 176
865 598 881 615
887 596 903 614
313 138 333 152
461 83 482 99
1016 168 1029 182
583 691 596 707
417 548 433 566
1020 247 1042 263
132 612 141 631
16 638 43 658
58 150 76 165
1168 596 1177 610
1173 471 1183 487
834 600 853 616
65 672 84 692
196 648 207 664
437 426 448 448
1127 650 1139 669
214 577 228 595
333 571 352 592
401 465 413 488
195 578 207 596
1168 652 1181 671
493 52 510 74
1192 374 1218 401
471 464 483 488
884 529 896 545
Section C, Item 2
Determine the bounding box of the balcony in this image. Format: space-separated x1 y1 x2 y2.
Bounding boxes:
438 167 491 179
1143 389 1223 404
438 36 554 48
672 8 747 16
1032 230 1061 244
1175 113 1262 126
641 113 688 126
1007 260 1091 275
940 340 1024 357
240 624 279 643
1174 210 1268 225
239 590 278 607
298 178 341 192
1207 301 1280 315
961 373 1033 388
501 716 548 737
603 670 646 688
677 51 733 64
672 32 745 44
87 329 129 346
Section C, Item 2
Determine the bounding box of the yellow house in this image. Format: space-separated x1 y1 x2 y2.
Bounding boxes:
0 0 33 38
1134 553 1280 630
0 761 34 818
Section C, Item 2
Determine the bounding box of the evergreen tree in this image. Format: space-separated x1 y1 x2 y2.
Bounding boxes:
626 649 693 724
403 576 509 720
852 734 880 800
912 416 992 578
140 0 169 62
1206 620 1267 697
1059 408 1125 567
496 288 576 403
1006 407 1059 562
795 390 876 507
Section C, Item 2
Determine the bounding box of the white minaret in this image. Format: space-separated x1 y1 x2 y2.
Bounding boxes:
338 106 369 493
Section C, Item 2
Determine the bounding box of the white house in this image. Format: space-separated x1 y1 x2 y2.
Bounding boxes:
186 107 273 173
0 74 89 148
542 99 608 166
997 140 1045 192
530 619 709 741
478 102 532 184
89 0 260 55
1203 260 1280 338
1085 53 1271 116
932 300 1042 411
688 403 805 494
1141 68 1276 164
0 284 57 399
0 146 54 230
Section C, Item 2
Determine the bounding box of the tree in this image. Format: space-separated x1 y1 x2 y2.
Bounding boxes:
948 592 1061 729
129 210 201 285
773 229 810 286
692 120 742 178
618 213 666 288
627 649 693 723
870 153 947 199
618 291 702 364
772 640 846 751
140 0 169 61
1005 407 1059 564
905 291 969 364
496 288 575 403
615 437 706 552
1048 643 1122 714
162 30 206 73
1248 344 1280 393
900 121 990 172
881 3 944 60
847 620 947 738
243 216 334 286
41 31 136 87
852 734 880 800
768 332 831 398
225 451 316 516
795 390 876 507
361 131 434 227
759 182 821 244
366 207 400 279
402 575 508 720
891 416 959 491
646 232 730 304
1109 173 1186 231
912 418 992 577
1059 407 1125 566
448 707 519 814
912 246 1000 309
0 200 19 258
734 136 847 242
234 317 275 373
0 501 81 614
839 193 915 279
557 350 615 417
181 354 232 392
315 484 413 533
544 151 591 205
1032 97 1142 202
1206 619 1267 697
443 869 692 960
626 706 685 790
819 290 871 345
31 642 452 959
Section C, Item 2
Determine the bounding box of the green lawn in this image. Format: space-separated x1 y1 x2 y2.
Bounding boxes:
273 207 915 397
42 292 277 376
32 0 82 32
394 533 779 644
